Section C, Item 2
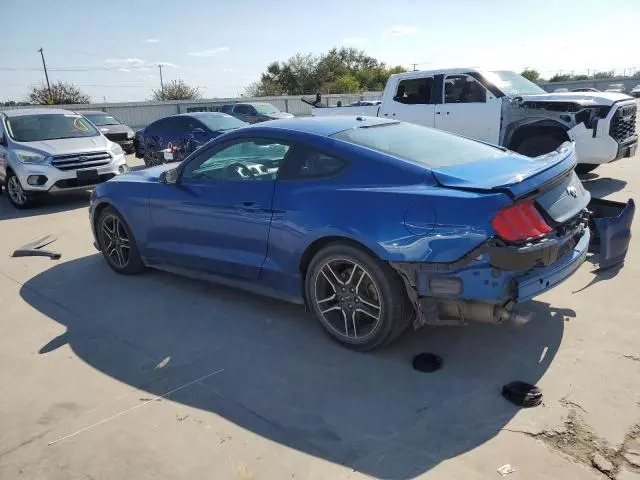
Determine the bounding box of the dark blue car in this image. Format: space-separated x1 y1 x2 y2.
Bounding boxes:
134 112 247 167
91 116 634 350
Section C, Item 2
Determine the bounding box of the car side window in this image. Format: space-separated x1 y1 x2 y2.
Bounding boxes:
220 105 233 113
392 77 434 105
444 74 487 103
234 105 249 114
279 145 346 180
181 139 290 182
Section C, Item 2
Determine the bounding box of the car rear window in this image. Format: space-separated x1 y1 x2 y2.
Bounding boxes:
197 115 247 132
6 114 100 142
331 122 505 168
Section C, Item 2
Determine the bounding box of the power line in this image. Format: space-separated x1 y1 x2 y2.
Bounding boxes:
0 66 152 72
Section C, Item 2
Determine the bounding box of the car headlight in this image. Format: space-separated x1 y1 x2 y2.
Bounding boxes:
110 142 124 156
14 149 48 164
127 131 134 139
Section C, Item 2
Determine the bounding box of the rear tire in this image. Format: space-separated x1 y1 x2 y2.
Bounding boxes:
575 164 599 174
143 146 161 168
514 135 564 157
97 207 145 275
304 243 412 351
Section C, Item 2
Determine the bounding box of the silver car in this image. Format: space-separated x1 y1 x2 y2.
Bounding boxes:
0 108 128 209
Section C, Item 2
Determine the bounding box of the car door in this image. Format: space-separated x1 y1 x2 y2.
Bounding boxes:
147 137 291 280
434 73 502 144
378 75 436 127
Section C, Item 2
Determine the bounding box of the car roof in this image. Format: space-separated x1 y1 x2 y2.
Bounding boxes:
78 110 113 115
237 102 273 106
173 112 231 118
0 108 78 117
240 116 395 137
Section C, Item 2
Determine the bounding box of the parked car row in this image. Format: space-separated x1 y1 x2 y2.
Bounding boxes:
134 102 293 167
0 102 294 207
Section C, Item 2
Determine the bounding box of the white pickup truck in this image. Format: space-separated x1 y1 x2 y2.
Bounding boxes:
310 68 638 173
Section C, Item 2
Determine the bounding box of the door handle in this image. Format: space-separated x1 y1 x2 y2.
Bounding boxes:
436 111 441 115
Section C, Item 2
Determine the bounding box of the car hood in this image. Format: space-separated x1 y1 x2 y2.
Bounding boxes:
17 135 112 155
97 124 132 135
431 143 577 198
516 91 632 106
264 111 295 119
111 163 174 183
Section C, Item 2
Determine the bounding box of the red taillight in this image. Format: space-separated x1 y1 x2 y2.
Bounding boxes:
492 200 552 242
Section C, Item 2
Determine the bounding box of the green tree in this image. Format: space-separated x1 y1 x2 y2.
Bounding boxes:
548 73 573 82
333 74 360 93
28 81 90 105
245 48 406 95
152 79 202 101
593 70 615 80
520 69 540 83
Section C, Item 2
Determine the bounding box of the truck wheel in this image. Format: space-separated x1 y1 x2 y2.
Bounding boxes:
304 243 412 351
5 172 34 209
514 135 564 157
575 164 599 174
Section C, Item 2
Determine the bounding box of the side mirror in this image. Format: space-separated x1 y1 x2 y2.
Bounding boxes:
192 127 205 135
160 168 179 184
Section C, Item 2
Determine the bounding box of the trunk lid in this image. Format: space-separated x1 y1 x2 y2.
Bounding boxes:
430 143 577 199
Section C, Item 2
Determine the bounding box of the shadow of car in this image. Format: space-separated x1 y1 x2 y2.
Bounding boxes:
21 253 570 479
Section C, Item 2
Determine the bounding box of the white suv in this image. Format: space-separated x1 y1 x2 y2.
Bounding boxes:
0 108 128 208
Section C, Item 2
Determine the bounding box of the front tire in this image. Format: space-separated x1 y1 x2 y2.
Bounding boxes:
97 207 144 274
514 135 564 157
5 172 33 209
305 243 412 351
575 164 599 174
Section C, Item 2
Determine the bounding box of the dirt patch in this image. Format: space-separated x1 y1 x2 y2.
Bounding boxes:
508 411 640 479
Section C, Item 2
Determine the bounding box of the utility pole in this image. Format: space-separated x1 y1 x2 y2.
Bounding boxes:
38 48 53 103
411 63 418 71
158 64 164 99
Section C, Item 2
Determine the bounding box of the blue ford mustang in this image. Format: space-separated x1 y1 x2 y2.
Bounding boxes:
90 116 634 350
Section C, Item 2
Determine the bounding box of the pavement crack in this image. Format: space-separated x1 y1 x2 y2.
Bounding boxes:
505 410 640 479
0 428 55 459
559 396 588 414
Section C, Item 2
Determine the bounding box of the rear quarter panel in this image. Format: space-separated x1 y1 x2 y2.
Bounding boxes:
265 136 512 289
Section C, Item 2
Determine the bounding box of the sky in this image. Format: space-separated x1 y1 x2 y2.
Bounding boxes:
0 0 637 103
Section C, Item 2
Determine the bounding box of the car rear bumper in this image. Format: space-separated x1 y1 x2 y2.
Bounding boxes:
392 198 634 326
515 228 589 300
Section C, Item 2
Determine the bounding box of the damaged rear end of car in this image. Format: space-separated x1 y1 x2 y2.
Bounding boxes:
391 143 634 328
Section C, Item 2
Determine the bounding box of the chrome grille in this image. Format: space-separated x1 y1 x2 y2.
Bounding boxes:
51 151 112 171
609 104 637 143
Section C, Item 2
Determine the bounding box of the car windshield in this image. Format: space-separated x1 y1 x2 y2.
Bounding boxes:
332 122 505 168
253 104 279 114
196 115 247 132
6 114 100 142
483 70 546 96
84 114 121 126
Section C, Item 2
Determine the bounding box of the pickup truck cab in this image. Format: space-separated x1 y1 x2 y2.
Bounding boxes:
311 68 638 173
